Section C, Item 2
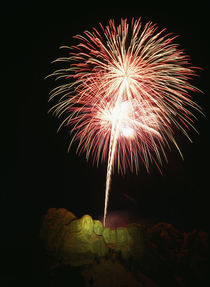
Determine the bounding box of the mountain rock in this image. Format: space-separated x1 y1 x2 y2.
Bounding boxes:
40 208 209 287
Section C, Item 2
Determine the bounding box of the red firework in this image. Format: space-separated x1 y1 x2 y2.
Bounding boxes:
48 18 202 225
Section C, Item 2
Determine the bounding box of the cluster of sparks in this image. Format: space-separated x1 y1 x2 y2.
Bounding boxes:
48 18 202 226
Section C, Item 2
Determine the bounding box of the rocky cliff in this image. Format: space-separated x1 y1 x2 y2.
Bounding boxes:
40 208 209 287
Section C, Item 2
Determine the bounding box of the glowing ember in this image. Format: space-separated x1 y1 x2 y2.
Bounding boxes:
47 18 202 226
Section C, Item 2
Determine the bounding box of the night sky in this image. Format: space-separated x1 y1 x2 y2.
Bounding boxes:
3 2 210 260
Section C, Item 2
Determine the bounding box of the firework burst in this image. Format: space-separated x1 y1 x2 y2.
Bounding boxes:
47 18 202 226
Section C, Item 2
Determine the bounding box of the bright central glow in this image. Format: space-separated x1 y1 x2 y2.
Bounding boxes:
110 101 135 139
121 125 135 138
98 98 161 142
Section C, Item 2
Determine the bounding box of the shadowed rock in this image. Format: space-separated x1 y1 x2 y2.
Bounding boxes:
116 227 132 244
40 208 76 252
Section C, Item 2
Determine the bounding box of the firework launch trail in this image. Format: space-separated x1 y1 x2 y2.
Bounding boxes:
48 18 202 226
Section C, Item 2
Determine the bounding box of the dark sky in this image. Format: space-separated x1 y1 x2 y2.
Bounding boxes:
3 2 210 248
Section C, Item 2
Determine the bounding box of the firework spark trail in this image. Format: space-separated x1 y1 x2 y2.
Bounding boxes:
103 81 126 226
47 18 202 226
103 123 119 226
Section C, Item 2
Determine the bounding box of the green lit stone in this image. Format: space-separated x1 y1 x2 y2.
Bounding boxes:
94 220 104 235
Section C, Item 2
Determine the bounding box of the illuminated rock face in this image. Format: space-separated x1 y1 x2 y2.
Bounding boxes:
40 209 209 287
93 220 103 235
60 214 107 265
116 227 132 244
102 227 115 244
40 208 145 266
